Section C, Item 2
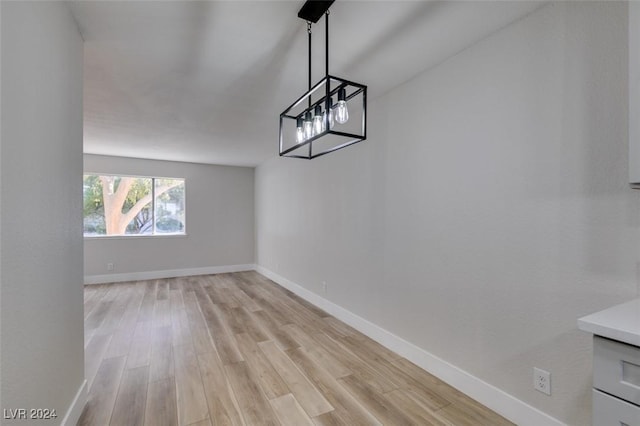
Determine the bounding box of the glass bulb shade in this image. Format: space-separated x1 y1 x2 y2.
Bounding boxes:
295 117 304 143
323 109 334 130
336 100 349 124
312 105 323 135
303 119 313 140
325 98 335 130
313 115 323 135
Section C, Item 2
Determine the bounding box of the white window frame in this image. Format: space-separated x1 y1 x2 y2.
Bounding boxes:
83 173 187 238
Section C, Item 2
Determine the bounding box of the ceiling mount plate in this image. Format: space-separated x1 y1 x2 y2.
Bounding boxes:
298 0 335 23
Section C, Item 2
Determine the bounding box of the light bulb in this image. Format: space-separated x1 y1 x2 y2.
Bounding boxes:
324 98 335 130
336 101 348 124
336 88 349 124
303 111 313 140
296 117 304 143
313 105 323 135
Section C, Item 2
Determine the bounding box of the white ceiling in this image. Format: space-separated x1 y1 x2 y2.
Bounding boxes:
70 0 544 167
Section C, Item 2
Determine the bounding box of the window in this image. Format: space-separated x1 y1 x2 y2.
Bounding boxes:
83 174 185 237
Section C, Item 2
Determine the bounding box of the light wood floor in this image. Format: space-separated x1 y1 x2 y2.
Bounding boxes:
79 271 512 426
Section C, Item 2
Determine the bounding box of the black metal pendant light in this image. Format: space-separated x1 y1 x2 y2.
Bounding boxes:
279 0 367 159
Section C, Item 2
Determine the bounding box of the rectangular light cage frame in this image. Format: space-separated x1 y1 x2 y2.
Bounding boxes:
279 75 367 159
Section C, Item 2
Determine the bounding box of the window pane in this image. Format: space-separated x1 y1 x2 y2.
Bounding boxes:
83 174 106 235
122 177 153 235
82 174 152 236
154 178 185 234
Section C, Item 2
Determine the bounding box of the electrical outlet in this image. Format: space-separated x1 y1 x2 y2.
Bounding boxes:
107 262 114 271
322 281 327 294
533 367 551 395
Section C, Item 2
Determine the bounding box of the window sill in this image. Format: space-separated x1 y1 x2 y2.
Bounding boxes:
84 233 188 240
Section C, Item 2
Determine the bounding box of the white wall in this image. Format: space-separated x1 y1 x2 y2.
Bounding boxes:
84 154 254 281
255 2 638 424
1 2 85 424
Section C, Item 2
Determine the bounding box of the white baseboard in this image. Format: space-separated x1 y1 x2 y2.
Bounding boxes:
254 265 565 426
61 379 87 426
84 264 256 284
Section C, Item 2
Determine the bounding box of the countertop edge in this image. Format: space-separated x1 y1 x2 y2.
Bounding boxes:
577 298 640 347
577 318 640 347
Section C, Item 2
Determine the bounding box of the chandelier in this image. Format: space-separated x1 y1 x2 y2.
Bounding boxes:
279 0 367 159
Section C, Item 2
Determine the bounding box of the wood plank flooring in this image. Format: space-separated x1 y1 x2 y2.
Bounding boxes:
79 272 513 426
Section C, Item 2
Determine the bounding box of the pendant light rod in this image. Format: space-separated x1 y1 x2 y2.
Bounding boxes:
325 10 329 78
307 21 313 157
307 21 312 105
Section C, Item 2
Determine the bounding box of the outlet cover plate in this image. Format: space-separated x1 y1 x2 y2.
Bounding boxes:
533 367 551 395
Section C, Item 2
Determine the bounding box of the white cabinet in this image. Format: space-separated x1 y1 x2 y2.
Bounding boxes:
591 337 640 425
594 336 640 406
578 299 640 425
593 388 640 426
